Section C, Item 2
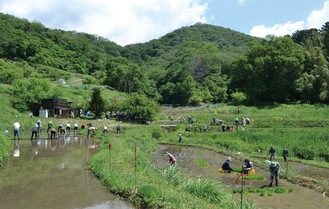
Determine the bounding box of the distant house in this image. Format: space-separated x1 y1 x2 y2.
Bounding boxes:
40 99 71 118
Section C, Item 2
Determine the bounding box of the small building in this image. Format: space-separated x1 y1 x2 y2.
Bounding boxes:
39 109 49 118
40 99 70 118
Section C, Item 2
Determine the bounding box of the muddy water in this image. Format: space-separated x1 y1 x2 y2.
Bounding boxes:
151 145 329 209
0 137 135 209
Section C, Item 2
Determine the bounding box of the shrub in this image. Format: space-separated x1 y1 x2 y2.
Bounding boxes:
293 146 316 160
151 128 162 140
319 147 329 162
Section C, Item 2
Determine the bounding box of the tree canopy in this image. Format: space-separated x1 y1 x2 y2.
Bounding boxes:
1 12 329 107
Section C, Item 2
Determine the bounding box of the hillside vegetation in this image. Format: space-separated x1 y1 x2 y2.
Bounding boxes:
3 13 329 108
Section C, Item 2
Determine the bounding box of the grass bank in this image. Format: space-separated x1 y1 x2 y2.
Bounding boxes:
89 125 250 209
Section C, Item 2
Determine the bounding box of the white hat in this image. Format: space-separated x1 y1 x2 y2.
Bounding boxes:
227 157 231 161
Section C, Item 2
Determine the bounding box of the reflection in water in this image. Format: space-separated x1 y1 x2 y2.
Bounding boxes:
0 137 135 209
13 141 20 157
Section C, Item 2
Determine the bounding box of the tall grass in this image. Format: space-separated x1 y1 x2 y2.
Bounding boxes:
160 104 329 163
0 135 11 166
90 126 242 208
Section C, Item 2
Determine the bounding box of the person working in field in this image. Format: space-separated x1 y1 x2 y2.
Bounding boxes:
103 125 108 133
47 120 53 134
178 133 183 143
166 152 176 165
269 161 280 187
66 121 71 133
4 130 9 137
73 122 79 135
116 124 121 133
13 121 20 140
221 157 234 173
269 146 276 161
31 125 39 139
242 159 253 174
87 126 97 137
58 124 66 136
282 147 288 162
50 127 57 139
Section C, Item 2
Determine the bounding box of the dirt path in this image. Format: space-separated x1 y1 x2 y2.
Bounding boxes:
151 145 329 209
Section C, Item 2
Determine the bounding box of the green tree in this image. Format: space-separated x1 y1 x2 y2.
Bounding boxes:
123 93 160 121
10 78 62 111
230 36 305 103
107 96 127 117
293 27 329 103
89 87 106 118
104 57 151 94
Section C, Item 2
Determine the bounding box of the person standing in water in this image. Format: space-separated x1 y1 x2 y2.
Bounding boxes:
13 121 20 141
166 152 176 165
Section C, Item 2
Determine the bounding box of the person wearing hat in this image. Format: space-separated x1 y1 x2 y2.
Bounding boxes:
166 152 176 165
221 157 233 173
58 124 66 137
269 161 280 187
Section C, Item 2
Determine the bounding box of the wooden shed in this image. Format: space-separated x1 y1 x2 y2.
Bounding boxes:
40 99 71 118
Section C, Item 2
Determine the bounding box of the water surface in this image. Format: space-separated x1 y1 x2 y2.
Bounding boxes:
0 137 135 209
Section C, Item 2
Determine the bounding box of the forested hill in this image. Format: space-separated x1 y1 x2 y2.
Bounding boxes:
124 23 258 63
1 12 329 107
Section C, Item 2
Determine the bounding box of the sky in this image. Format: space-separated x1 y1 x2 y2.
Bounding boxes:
0 0 328 46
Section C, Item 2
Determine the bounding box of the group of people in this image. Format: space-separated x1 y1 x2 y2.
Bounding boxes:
44 121 80 139
10 119 124 140
185 117 251 134
268 146 289 162
219 147 287 187
102 124 121 134
221 157 253 174
10 120 90 140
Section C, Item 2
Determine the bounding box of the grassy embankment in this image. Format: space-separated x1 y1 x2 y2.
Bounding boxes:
90 125 245 208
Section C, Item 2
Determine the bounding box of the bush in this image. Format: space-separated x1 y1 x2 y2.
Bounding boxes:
151 128 162 140
293 147 316 160
319 147 329 162
231 91 247 104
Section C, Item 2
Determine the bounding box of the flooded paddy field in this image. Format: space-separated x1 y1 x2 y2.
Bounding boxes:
151 145 329 209
0 137 135 209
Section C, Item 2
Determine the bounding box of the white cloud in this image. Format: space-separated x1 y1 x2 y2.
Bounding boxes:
250 21 305 38
238 0 254 6
0 0 208 46
249 1 329 38
307 0 329 29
